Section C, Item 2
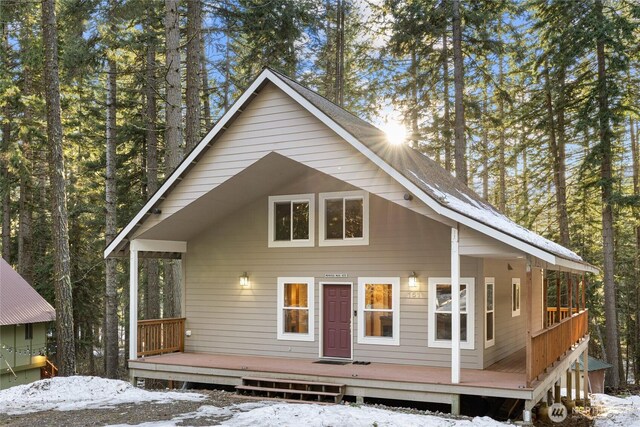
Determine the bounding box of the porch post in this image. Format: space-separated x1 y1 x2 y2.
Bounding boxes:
525 257 533 386
583 349 589 404
451 225 460 384
129 247 139 362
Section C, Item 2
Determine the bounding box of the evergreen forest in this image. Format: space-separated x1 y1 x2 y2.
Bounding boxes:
0 0 638 389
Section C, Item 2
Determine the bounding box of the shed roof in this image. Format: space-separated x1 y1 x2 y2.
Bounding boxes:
0 258 56 325
104 68 597 273
573 356 613 372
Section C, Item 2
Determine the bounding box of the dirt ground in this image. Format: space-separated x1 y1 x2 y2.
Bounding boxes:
0 389 247 427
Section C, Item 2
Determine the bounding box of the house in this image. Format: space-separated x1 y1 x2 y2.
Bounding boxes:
105 68 597 418
0 258 56 389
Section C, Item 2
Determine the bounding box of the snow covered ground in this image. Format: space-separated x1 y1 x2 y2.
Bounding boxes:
0 376 638 426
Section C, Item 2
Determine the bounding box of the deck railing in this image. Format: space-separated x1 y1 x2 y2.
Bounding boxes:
137 317 186 357
529 309 588 384
545 307 578 325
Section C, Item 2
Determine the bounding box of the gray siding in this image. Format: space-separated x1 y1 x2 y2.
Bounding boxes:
481 259 543 367
133 83 446 240
184 173 484 369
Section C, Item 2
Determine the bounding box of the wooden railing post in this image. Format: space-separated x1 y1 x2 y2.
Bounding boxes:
556 274 561 324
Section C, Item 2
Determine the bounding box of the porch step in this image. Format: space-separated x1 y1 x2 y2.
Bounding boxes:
236 377 345 404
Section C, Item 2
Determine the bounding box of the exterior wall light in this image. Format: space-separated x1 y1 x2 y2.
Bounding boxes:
240 272 250 288
409 272 418 288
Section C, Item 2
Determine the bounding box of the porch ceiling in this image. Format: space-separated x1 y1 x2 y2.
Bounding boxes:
133 153 319 243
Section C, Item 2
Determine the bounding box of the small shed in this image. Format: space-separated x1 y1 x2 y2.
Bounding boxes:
578 356 612 394
0 258 56 389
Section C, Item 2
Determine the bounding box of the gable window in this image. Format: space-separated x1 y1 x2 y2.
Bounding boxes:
485 278 495 348
428 277 475 349
268 194 314 247
319 191 369 246
512 278 521 317
277 277 314 341
357 277 400 345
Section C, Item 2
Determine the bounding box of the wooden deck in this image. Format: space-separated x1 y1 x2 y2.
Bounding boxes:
130 351 534 405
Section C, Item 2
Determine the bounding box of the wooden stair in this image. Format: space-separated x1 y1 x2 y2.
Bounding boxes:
236 377 345 403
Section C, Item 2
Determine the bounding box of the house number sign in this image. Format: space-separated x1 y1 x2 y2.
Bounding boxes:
324 273 348 278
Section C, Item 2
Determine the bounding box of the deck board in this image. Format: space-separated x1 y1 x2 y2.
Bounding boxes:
132 351 528 391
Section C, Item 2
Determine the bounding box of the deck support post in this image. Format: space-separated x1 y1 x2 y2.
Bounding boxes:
583 350 589 405
129 247 139 363
554 381 561 403
451 226 460 384
575 352 581 403
566 368 573 401
450 394 460 415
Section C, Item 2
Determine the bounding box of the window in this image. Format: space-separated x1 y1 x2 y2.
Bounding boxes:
268 194 315 247
357 277 399 345
277 277 314 341
485 278 495 348
25 324 33 340
428 277 475 349
319 191 369 246
512 278 521 317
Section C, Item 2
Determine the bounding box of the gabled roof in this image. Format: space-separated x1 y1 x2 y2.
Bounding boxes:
104 68 597 273
0 258 56 325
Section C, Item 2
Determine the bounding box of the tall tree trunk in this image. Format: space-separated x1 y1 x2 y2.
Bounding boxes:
481 85 489 200
630 115 639 384
164 0 182 318
555 67 570 247
18 41 34 284
1 24 10 262
165 0 183 174
1 111 10 263
144 16 160 320
452 0 467 185
543 64 571 246
41 0 76 377
595 0 620 389
104 4 119 377
497 55 506 212
185 0 202 152
441 9 451 172
334 0 345 107
201 34 212 130
409 51 419 146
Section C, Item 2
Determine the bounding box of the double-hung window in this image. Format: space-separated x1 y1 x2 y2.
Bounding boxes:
357 277 399 345
319 191 369 246
277 277 314 341
512 278 521 317
268 194 314 247
428 277 475 349
485 278 495 348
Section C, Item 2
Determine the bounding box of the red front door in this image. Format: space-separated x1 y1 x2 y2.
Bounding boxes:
323 284 351 358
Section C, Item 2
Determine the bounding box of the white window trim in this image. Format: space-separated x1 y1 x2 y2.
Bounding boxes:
319 191 369 246
277 277 315 341
427 277 475 350
485 277 495 348
357 277 400 346
268 194 315 248
512 278 521 317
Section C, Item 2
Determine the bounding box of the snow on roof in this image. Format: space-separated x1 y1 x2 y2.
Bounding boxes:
0 258 56 326
0 376 205 415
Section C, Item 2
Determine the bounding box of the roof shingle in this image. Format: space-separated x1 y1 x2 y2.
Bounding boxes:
0 258 56 325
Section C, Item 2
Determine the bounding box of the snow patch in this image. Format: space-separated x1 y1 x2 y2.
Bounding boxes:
0 376 205 415
592 393 640 426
